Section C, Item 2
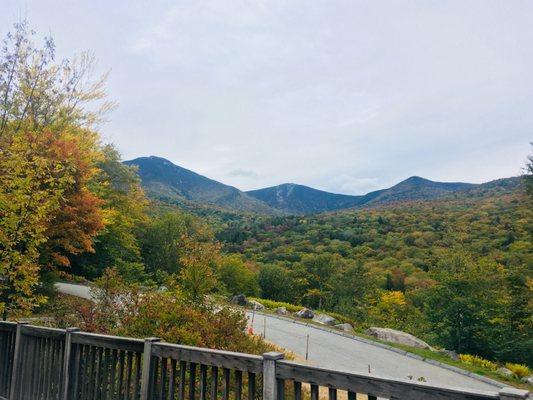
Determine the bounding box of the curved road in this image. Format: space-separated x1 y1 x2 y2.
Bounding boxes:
55 282 501 392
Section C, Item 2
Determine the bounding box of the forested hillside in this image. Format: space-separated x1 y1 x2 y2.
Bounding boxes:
217 186 533 365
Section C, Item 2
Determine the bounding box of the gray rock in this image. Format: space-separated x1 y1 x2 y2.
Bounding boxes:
365 327 433 350
497 367 513 378
334 323 354 332
313 313 337 326
439 349 459 360
275 307 288 315
247 299 265 311
231 294 247 306
521 376 533 384
295 308 314 319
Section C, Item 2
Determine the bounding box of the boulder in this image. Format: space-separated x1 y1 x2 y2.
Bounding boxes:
247 299 265 311
231 294 247 306
365 327 433 350
334 323 354 332
275 307 288 315
521 376 533 385
439 349 459 361
312 313 337 326
295 308 314 319
497 368 513 378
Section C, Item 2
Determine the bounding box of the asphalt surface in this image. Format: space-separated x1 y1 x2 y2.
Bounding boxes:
55 282 501 392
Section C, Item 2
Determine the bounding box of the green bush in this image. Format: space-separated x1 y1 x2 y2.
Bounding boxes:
248 297 302 313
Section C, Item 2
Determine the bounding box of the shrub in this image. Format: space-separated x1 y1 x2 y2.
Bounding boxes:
505 363 531 379
458 354 498 371
248 298 302 313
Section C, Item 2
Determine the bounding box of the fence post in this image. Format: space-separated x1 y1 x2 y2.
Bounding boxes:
60 327 80 400
8 322 28 400
499 387 529 400
140 337 161 400
263 352 284 400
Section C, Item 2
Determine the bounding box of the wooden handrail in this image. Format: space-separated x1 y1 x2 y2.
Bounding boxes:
0 321 528 400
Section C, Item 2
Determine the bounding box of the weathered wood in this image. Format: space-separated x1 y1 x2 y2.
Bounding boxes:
72 331 144 353
61 327 80 400
153 343 263 374
8 322 27 400
293 381 302 400
276 361 499 400
140 337 160 400
0 321 526 400
262 352 284 400
223 368 231 400
235 370 242 400
247 372 256 400
200 364 208 400
210 366 219 400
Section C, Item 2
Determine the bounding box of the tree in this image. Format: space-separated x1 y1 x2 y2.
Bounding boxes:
139 211 214 279
258 264 293 302
0 21 113 316
525 145 533 198
218 255 259 296
423 254 507 358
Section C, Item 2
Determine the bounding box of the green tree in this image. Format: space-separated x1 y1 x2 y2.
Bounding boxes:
218 255 259 296
423 254 506 358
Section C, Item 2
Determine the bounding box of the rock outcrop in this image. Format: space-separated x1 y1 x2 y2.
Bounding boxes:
275 307 288 315
231 294 247 306
295 308 314 319
365 327 432 350
312 313 336 326
334 323 354 332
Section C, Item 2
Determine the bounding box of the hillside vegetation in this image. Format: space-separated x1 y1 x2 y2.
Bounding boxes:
216 187 532 366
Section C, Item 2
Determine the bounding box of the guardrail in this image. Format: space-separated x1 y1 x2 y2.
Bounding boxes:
0 322 529 400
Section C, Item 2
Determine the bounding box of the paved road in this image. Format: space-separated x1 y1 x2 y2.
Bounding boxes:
55 282 500 392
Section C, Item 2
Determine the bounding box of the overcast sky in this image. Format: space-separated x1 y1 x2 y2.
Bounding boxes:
2 1 532 194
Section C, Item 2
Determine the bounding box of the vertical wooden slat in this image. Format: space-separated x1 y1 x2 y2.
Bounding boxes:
133 352 142 400
247 373 256 400
159 358 168 400
126 351 134 400
276 379 285 400
110 348 119 399
118 350 126 398
293 381 302 400
222 368 230 400
9 323 27 400
328 388 337 400
367 395 377 400
210 367 218 400
168 359 177 400
140 337 160 400
189 362 197 400
235 370 242 400
347 391 356 400
310 384 319 400
178 361 187 400
199 364 208 400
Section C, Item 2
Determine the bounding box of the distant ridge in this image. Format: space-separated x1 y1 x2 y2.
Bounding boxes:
245 176 477 214
124 156 277 214
125 156 521 215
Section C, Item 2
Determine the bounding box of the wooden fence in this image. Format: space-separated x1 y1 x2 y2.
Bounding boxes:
0 322 529 400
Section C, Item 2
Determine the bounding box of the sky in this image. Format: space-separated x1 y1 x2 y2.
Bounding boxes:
2 1 533 194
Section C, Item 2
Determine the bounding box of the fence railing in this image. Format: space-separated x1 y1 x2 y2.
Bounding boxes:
0 322 529 400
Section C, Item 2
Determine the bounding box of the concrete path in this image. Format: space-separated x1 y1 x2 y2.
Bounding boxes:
55 282 501 391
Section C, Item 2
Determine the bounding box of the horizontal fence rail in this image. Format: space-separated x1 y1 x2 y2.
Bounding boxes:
0 322 529 400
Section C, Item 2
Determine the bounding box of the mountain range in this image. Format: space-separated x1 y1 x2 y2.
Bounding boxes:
125 156 521 215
